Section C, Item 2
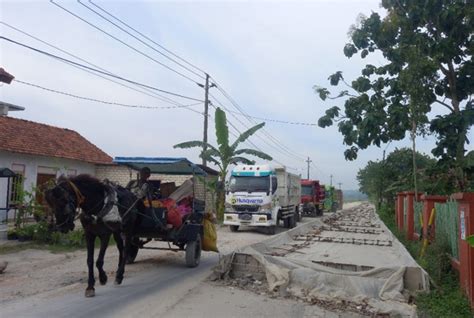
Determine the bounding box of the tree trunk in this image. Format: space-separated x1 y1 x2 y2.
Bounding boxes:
411 119 418 201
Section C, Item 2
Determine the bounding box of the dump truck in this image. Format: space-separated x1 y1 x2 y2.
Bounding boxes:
224 164 301 234
323 185 338 212
300 179 324 216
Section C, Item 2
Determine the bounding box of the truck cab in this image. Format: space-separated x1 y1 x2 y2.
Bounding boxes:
300 179 324 216
224 164 300 234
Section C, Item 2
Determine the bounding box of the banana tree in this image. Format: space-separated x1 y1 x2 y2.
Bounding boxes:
174 107 272 221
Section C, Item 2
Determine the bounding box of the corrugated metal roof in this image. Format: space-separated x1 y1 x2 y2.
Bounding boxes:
113 157 207 175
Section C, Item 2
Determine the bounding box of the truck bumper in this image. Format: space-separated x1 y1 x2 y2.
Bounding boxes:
223 212 276 227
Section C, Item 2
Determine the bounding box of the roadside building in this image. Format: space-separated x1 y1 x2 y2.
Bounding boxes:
0 104 112 223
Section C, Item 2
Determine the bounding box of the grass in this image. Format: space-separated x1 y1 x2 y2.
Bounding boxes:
377 204 473 318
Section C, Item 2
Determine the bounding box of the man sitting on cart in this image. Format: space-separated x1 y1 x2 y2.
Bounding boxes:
126 167 152 200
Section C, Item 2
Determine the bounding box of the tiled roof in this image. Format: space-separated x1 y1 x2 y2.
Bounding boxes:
0 116 112 164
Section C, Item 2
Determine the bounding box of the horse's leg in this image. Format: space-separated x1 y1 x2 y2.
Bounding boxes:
85 231 96 297
97 234 110 286
113 231 125 285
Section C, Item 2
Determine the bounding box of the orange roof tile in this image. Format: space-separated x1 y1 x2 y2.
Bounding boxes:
0 116 112 164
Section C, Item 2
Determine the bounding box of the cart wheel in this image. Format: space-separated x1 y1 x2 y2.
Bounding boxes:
126 245 139 264
229 225 239 232
185 234 201 268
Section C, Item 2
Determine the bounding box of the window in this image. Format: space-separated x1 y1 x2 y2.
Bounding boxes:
10 164 25 207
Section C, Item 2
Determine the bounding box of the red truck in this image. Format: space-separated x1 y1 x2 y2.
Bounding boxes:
300 179 324 217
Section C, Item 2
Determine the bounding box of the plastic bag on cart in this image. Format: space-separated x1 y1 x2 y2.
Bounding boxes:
202 213 218 252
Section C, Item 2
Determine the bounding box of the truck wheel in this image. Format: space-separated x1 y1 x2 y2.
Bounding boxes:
229 225 239 232
283 217 290 228
185 234 201 268
290 215 296 228
266 226 276 235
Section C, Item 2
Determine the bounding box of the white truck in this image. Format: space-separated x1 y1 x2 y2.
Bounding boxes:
223 164 301 234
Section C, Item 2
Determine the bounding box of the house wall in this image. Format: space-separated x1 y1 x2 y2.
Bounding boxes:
96 165 218 213
0 150 96 213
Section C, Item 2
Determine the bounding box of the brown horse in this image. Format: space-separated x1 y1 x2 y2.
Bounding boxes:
45 174 143 297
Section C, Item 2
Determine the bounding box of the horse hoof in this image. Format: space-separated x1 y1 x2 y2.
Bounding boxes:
85 288 95 298
114 278 123 285
100 275 108 285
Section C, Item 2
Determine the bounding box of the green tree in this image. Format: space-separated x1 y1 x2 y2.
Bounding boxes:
357 148 437 205
174 107 272 221
316 0 473 190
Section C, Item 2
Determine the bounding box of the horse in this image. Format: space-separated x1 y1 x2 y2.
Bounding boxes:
45 174 143 297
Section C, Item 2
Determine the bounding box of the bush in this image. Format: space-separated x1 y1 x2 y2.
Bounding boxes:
376 203 473 317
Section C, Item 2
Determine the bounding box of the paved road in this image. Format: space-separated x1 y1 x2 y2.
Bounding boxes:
2 253 219 317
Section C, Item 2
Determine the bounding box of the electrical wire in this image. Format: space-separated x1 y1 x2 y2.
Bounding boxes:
1 22 189 106
13 79 203 110
81 0 206 80
50 0 202 84
211 80 307 161
0 36 204 102
88 0 206 75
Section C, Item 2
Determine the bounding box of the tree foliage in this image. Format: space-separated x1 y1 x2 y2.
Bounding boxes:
357 148 448 204
174 107 272 221
316 0 473 189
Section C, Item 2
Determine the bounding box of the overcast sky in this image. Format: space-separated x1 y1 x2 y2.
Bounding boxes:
1 0 472 190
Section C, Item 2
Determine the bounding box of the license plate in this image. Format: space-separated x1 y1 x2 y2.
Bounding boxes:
239 214 252 221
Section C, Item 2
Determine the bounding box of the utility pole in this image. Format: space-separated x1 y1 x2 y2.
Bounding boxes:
200 73 211 166
306 157 312 179
330 174 333 186
338 182 342 190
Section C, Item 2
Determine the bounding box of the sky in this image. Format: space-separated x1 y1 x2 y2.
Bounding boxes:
1 0 472 190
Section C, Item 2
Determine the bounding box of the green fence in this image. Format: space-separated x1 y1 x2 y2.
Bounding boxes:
434 200 459 260
414 200 423 235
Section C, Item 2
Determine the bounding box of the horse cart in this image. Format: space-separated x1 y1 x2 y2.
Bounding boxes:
114 157 208 268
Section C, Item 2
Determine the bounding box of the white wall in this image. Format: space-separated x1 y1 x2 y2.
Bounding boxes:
0 150 96 210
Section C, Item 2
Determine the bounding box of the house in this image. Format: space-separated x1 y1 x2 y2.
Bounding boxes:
0 104 112 219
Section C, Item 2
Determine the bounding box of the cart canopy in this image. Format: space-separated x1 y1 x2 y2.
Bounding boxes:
114 157 207 176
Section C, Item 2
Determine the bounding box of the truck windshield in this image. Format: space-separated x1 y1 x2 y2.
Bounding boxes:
301 185 314 196
229 176 270 193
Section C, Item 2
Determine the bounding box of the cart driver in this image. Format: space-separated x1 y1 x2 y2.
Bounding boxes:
126 167 152 200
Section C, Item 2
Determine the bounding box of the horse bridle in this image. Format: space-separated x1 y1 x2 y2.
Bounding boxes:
54 180 86 228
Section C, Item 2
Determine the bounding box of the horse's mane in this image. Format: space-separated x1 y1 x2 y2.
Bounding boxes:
70 174 106 192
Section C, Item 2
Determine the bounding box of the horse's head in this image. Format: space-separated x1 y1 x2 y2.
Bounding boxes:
45 181 78 233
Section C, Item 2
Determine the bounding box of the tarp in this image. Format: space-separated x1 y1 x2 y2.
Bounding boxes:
214 203 429 317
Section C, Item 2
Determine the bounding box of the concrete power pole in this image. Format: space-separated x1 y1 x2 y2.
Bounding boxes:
306 157 312 179
330 174 333 186
201 73 210 166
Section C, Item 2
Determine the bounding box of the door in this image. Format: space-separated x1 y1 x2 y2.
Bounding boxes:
35 173 56 218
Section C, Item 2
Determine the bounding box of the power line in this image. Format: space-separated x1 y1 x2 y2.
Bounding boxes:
51 2 308 162
14 79 203 110
88 0 206 75
0 21 188 106
211 80 307 161
50 0 202 84
223 108 317 126
209 92 307 163
82 0 206 80
208 101 299 170
208 94 297 162
0 36 204 102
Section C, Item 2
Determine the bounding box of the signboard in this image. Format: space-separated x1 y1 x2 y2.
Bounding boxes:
460 208 466 240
